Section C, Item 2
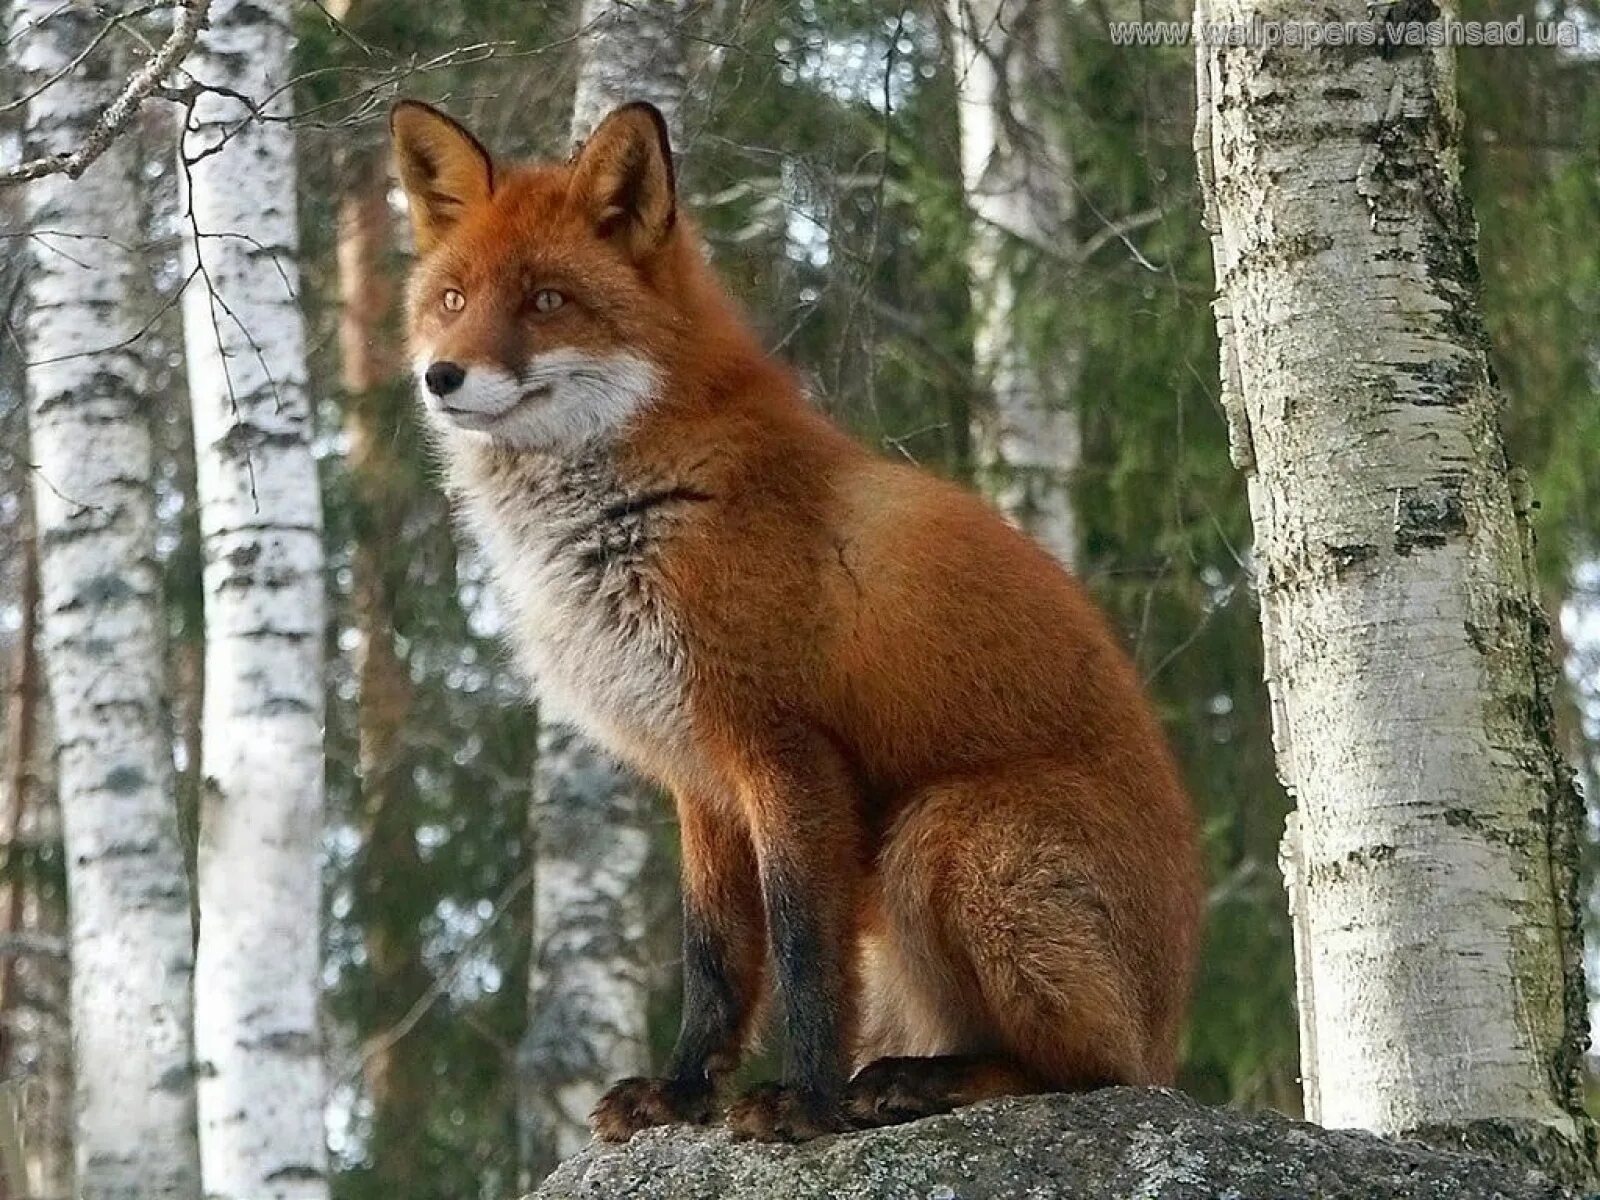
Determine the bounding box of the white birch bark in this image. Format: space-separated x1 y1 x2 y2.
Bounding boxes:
1195 0 1595 1179
947 0 1079 565
10 5 203 1196
178 2 328 1195
520 750 656 1182
569 0 690 151
518 1 689 1181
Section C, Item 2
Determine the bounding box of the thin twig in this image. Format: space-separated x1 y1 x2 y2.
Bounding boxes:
1 0 214 187
331 861 536 1096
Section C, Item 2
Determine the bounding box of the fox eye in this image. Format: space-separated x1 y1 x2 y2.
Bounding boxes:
531 288 565 314
442 288 465 313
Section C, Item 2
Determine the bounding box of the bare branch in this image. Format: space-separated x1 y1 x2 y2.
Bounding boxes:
0 0 213 188
330 860 536 1098
0 3 170 118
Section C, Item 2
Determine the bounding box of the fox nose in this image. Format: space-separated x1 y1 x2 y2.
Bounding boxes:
424 361 466 397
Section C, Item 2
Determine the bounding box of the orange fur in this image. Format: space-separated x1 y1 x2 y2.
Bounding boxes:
392 100 1204 1143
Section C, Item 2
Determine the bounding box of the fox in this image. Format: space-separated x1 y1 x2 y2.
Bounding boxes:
390 97 1203 1143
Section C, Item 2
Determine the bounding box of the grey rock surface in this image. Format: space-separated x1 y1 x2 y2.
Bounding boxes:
529 1088 1578 1199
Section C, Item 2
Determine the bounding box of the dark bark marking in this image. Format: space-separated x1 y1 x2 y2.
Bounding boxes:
1323 542 1378 574
1393 479 1467 554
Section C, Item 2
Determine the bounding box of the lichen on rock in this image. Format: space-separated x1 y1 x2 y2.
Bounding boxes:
527 1089 1578 1200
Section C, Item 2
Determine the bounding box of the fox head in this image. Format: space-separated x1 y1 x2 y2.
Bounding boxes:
391 99 702 450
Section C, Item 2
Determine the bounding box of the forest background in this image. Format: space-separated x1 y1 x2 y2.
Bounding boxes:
0 1 1597 1198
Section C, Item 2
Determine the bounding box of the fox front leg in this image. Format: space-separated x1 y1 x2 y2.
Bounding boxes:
724 742 861 1142
590 797 766 1141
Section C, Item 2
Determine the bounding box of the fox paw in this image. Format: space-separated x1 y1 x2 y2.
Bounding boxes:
590 1076 713 1142
725 1083 847 1142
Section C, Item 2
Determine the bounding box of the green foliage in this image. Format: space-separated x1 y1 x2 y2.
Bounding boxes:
1457 0 1600 575
1059 0 1298 1107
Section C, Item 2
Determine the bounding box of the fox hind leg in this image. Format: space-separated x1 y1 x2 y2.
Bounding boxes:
852 770 1154 1127
845 1054 1041 1127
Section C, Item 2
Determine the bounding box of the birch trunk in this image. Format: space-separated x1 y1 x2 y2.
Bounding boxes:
517 1 689 1181
568 0 690 149
11 5 203 1196
947 0 1079 565
1195 0 1595 1180
520 749 656 1182
179 2 328 1195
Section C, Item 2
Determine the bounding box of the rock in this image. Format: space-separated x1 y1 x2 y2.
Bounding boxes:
528 1088 1578 1200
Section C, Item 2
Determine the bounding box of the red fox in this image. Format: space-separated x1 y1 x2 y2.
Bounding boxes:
391 99 1203 1143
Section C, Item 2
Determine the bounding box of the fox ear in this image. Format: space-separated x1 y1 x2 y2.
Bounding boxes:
568 102 676 260
390 101 494 254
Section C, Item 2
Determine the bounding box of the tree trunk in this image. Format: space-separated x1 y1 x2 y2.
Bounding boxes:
520 748 657 1183
1195 0 1595 1182
0 518 73 1200
568 0 690 151
1 512 38 1069
947 0 1079 566
336 139 437 1194
179 2 328 1195
11 4 204 1196
517 2 689 1182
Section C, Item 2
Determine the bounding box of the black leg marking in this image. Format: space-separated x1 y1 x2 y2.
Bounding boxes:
666 904 744 1087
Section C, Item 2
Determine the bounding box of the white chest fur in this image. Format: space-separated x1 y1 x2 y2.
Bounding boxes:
451 442 697 774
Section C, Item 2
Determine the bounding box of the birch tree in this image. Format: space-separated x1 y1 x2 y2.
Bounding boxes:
947 0 1078 564
517 0 689 1181
179 2 328 1195
1195 0 1595 1180
10 4 203 1196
